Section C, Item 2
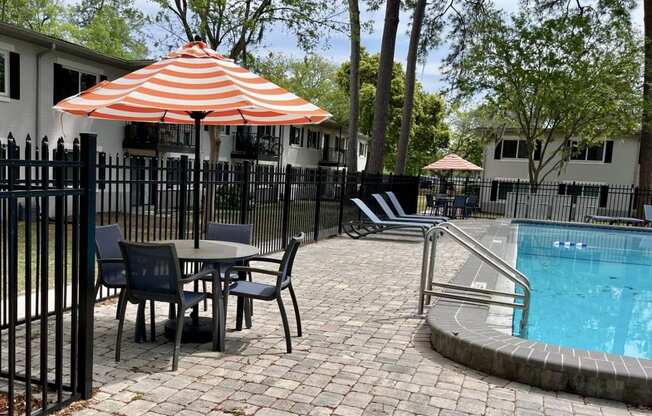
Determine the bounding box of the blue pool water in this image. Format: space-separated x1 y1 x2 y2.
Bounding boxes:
515 223 652 359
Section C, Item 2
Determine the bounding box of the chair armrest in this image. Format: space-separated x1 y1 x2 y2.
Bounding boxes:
97 258 124 264
223 265 281 286
249 257 282 264
182 268 218 283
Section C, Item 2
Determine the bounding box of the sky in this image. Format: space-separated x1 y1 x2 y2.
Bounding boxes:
112 0 644 93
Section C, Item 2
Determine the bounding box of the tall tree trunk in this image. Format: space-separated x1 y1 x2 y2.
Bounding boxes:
346 0 361 172
640 0 652 191
395 0 426 175
367 0 400 174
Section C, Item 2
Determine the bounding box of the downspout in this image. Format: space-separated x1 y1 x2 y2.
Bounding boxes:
35 43 56 140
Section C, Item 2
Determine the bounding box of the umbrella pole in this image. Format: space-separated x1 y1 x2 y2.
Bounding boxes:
191 112 205 249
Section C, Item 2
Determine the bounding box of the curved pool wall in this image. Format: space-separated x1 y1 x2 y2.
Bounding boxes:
427 220 652 405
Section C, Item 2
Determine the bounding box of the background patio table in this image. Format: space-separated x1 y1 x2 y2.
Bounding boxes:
153 239 259 352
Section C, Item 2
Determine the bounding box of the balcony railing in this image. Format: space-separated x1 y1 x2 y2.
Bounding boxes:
123 123 195 153
320 147 346 166
231 133 280 161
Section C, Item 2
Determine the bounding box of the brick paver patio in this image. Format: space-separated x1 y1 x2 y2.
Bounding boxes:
69 220 652 416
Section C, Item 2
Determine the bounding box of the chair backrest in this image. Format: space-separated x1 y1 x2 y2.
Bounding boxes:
276 233 303 292
95 224 124 260
645 205 652 221
452 195 467 208
385 191 407 216
466 194 478 206
119 242 183 301
206 223 253 244
372 194 399 220
425 194 434 207
351 198 382 223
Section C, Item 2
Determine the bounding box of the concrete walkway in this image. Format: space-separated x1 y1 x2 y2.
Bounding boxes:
68 220 651 416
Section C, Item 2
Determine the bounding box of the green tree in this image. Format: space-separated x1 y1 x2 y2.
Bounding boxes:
67 0 148 59
337 50 449 175
1 0 67 36
446 2 641 186
251 53 349 124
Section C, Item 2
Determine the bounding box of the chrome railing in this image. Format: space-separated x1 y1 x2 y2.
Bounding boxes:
418 222 530 335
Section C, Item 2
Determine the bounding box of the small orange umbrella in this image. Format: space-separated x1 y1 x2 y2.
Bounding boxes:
423 153 482 172
55 40 331 248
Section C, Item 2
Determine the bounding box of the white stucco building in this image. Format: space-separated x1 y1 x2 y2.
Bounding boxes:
0 22 368 171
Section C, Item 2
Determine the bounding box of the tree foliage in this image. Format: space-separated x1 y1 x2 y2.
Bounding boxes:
446 1 641 185
0 0 148 59
337 50 449 175
251 53 349 124
151 0 345 62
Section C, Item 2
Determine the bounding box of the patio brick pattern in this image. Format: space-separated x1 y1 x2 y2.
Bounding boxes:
65 220 652 415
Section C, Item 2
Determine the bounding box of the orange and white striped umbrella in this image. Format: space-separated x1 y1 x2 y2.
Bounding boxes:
423 153 483 172
54 41 332 125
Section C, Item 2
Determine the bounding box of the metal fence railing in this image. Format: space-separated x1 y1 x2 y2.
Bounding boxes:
417 176 648 222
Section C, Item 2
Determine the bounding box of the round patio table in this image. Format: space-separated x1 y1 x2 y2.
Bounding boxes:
160 239 259 352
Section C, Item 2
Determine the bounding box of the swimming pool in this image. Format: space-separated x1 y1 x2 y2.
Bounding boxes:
515 223 652 360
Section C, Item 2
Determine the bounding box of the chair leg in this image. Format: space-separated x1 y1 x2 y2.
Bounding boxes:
235 297 244 331
150 300 156 342
115 295 128 362
173 306 185 371
288 285 302 337
277 296 292 353
202 280 208 312
244 299 252 329
115 289 126 320
135 302 146 343
94 279 102 302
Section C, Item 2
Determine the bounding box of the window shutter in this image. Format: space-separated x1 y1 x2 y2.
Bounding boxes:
9 52 20 99
100 74 108 82
494 141 502 160
558 184 566 195
490 181 498 201
599 185 609 208
604 141 614 163
53 63 63 104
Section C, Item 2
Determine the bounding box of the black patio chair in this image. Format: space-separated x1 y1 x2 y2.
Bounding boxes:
95 224 155 341
425 194 436 215
223 234 303 353
465 195 479 217
450 195 467 218
117 241 218 371
201 223 253 325
434 195 450 216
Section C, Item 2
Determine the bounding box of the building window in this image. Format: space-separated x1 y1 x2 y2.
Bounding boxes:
569 141 608 162
290 126 303 146
222 126 231 135
359 142 368 157
489 180 529 201
0 49 7 96
53 63 98 104
306 130 321 149
558 182 609 207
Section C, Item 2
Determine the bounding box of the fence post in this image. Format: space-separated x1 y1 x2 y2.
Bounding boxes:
78 132 97 399
7 134 18 415
568 181 576 222
313 167 323 241
337 168 347 234
513 179 520 217
281 164 293 248
240 161 251 224
178 155 188 239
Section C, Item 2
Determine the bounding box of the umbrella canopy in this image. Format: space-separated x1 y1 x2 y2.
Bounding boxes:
54 41 331 125
423 153 483 172
54 40 331 249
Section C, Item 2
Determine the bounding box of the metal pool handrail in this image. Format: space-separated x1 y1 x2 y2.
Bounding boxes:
418 222 531 335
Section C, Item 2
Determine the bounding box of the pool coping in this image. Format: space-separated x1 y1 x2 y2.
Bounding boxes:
426 220 652 406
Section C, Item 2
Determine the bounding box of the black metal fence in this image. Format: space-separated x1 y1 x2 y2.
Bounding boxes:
417 176 649 222
0 134 96 415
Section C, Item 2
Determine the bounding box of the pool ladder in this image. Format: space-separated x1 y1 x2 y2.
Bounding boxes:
419 222 531 336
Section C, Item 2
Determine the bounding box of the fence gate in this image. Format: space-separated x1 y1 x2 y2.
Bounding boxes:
0 133 96 415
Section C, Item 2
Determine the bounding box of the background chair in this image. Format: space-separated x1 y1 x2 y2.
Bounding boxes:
451 195 467 218
223 234 303 353
465 195 478 217
202 223 253 326
95 224 154 341
117 242 217 370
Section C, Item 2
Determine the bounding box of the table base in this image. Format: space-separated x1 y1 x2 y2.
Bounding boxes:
164 317 214 344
